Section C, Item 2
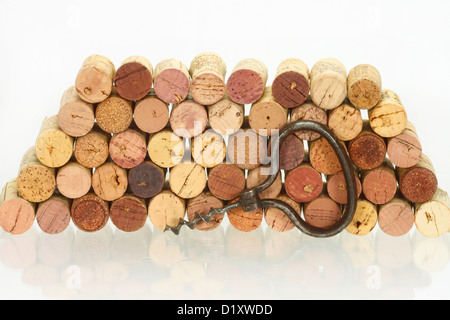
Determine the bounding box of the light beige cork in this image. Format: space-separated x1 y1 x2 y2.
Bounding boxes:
35 115 74 168
369 89 407 138
58 86 95 137
310 58 347 110
415 188 450 238
147 129 185 168
148 190 186 231
134 91 170 134
75 54 116 103
227 125 267 170
189 52 227 105
191 130 227 168
56 161 92 199
327 102 363 141
208 94 244 135
346 199 378 236
169 162 207 199
74 126 110 169
17 147 56 203
91 162 128 202
347 64 382 110
0 179 36 235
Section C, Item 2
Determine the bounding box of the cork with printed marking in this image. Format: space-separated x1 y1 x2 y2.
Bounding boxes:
414 188 450 238
369 89 407 138
154 58 191 104
114 55 153 101
347 64 382 110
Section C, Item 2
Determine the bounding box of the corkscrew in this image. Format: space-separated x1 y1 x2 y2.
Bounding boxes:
165 120 358 238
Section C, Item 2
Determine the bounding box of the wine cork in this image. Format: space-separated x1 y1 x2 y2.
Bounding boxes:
369 89 407 138
92 162 128 202
154 58 191 104
346 199 378 236
169 162 207 199
414 188 450 238
361 159 397 205
186 192 224 231
285 163 323 203
128 161 165 199
270 133 305 171
110 195 148 232
148 190 186 231
17 147 56 203
378 195 414 237
35 115 74 168
75 54 115 103
386 121 422 168
327 170 362 205
289 99 328 141
170 98 208 138
397 153 438 203
191 130 227 168
265 193 301 232
96 90 133 134
0 179 36 235
309 137 344 175
74 127 110 169
57 86 95 137
207 164 245 201
114 55 153 101
226 58 268 104
109 129 147 169
227 197 263 232
304 192 342 229
347 64 382 110
310 58 347 110
36 196 71 235
134 93 170 134
147 129 185 168
227 125 267 170
71 193 110 232
327 102 363 141
249 86 288 136
247 166 282 199
347 121 386 170
272 58 310 109
56 161 92 199
189 52 227 105
208 94 244 135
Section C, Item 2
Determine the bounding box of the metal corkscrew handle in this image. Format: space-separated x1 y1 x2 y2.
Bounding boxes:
166 120 358 238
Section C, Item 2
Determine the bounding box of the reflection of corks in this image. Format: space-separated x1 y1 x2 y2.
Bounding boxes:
154 58 190 104
71 193 110 232
414 188 450 238
114 56 153 101
110 195 148 232
186 192 224 231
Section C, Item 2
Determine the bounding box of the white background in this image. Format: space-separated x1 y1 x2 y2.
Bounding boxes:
0 0 449 300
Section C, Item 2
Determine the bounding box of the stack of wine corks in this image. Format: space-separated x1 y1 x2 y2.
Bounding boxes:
0 54 449 239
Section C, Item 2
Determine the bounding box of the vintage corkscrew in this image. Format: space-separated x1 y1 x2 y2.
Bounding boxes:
165 120 358 238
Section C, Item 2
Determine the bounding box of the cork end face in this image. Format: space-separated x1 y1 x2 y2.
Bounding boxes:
362 169 397 205
110 196 148 233
208 100 244 135
285 166 323 203
57 103 95 138
154 69 190 104
378 202 414 237
346 200 378 236
71 195 110 233
369 104 407 138
348 79 381 110
147 130 185 169
227 69 266 105
115 62 153 101
304 196 342 229
36 131 74 168
387 133 422 168
348 133 386 170
227 197 263 232
327 172 362 205
0 199 35 235
190 73 226 106
134 96 170 134
170 100 208 138
148 191 186 231
415 201 450 238
400 167 438 203
272 71 309 108
75 68 113 104
208 164 245 201
186 193 224 231
96 96 133 134
17 166 56 203
310 76 347 110
36 198 71 235
249 102 287 137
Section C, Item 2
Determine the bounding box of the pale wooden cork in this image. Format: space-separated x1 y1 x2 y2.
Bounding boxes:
347 64 382 110
35 115 74 168
227 58 268 104
309 136 345 175
0 179 36 235
75 54 115 103
387 121 422 168
169 162 207 199
227 125 267 170
58 86 95 137
134 93 170 134
17 147 56 203
96 89 133 134
186 191 224 231
56 161 92 199
247 166 282 199
368 89 407 138
249 86 288 137
208 94 244 135
378 195 414 237
109 129 147 169
147 129 185 168
346 199 378 236
289 99 328 141
189 52 227 105
170 98 208 138
227 197 263 232
36 195 71 235
191 130 227 168
265 193 300 232
148 190 186 231
414 188 450 238
91 162 128 202
154 58 191 104
74 126 110 169
114 55 153 101
272 58 310 108
310 58 347 110
327 102 363 141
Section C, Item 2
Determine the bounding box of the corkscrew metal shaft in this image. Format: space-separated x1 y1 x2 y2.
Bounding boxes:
165 120 358 238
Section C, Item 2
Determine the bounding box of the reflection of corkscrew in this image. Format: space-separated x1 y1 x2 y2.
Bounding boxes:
166 120 358 238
